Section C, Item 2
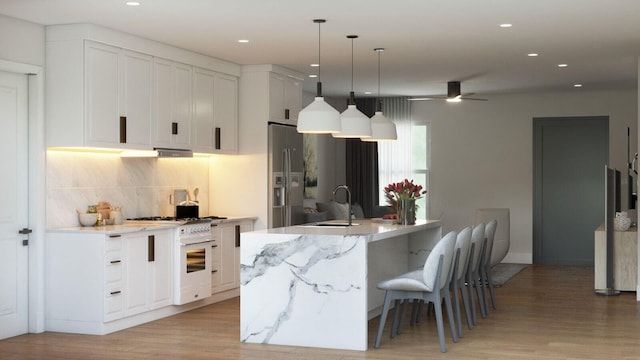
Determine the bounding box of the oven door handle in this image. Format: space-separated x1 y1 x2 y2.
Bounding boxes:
180 239 214 246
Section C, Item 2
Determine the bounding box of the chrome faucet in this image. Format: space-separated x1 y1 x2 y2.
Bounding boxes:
332 185 352 226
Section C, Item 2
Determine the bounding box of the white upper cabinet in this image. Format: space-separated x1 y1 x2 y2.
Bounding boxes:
152 58 192 149
192 68 215 152
83 42 152 149
213 72 238 153
46 24 241 152
192 68 238 154
121 50 153 147
84 42 120 146
269 72 302 125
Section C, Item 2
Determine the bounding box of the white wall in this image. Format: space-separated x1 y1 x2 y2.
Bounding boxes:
0 14 44 66
413 88 637 263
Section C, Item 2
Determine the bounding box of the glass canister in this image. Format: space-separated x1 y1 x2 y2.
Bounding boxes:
110 209 123 225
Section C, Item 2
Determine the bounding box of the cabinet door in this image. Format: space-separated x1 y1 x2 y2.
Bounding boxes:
148 230 173 309
211 231 222 294
218 224 238 291
152 58 192 149
235 221 253 287
85 41 120 147
284 77 302 124
192 68 215 152
213 73 238 153
123 233 149 317
121 50 152 148
152 58 174 147
173 63 193 148
269 73 286 122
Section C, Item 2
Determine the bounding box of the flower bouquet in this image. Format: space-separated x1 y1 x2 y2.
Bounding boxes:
383 179 427 224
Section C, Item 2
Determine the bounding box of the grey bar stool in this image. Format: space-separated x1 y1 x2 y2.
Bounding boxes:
450 226 473 337
374 231 457 352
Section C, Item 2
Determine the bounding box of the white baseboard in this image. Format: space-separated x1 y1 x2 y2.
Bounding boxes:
502 252 532 264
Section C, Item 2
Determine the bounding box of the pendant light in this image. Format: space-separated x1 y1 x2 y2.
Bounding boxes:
362 48 397 141
297 19 341 134
333 35 371 138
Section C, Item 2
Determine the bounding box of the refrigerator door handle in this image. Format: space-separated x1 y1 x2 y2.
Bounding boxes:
284 148 292 227
282 148 288 226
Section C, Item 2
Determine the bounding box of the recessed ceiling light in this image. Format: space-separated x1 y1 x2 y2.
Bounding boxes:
574 84 583 87
527 53 539 57
310 64 319 67
238 39 249 43
125 1 140 5
499 23 513 28
308 74 318 78
558 64 568 67
364 91 372 95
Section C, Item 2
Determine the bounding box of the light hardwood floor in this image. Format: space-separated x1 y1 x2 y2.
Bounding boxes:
2 265 639 359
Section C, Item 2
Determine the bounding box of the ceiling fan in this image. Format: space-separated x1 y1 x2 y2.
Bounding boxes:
408 81 488 102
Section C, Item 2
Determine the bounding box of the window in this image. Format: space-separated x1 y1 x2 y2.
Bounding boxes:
377 98 430 219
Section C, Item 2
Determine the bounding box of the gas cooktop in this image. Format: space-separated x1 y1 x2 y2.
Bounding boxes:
127 215 227 222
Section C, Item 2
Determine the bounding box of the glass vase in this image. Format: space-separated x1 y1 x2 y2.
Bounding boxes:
397 199 416 225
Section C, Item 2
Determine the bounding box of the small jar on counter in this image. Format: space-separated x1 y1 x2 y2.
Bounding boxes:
110 210 123 225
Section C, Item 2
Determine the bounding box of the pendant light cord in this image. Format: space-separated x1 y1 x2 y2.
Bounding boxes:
346 35 358 105
318 21 321 83
313 19 326 97
377 49 381 103
375 48 384 112
351 37 354 92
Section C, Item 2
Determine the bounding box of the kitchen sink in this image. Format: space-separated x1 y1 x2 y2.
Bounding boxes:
300 222 359 227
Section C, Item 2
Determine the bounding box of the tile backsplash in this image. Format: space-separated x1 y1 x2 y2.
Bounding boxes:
47 150 210 228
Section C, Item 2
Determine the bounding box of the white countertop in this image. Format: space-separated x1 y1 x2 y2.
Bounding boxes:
245 219 441 242
48 216 258 234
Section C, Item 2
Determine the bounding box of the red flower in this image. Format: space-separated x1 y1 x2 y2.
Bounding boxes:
383 178 427 205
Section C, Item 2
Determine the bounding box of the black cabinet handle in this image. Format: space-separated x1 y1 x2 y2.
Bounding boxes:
211 269 218 274
172 122 178 135
148 235 155 262
110 290 121 295
109 234 122 238
110 260 121 264
119 116 127 143
235 225 240 247
215 127 221 150
285 108 290 120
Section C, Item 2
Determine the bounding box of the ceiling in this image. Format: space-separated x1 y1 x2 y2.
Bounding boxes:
3 0 640 98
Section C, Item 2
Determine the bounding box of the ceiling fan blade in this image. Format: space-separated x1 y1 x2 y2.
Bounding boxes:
407 96 446 101
408 82 487 101
459 97 488 101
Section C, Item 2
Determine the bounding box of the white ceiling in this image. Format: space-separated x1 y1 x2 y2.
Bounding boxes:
2 0 640 98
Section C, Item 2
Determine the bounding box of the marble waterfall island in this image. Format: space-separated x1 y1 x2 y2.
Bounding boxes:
240 219 442 351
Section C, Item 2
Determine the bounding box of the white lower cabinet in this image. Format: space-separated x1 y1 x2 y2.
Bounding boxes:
46 228 174 334
123 229 173 317
212 220 253 294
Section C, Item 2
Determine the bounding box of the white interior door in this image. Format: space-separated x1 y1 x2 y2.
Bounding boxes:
0 70 29 339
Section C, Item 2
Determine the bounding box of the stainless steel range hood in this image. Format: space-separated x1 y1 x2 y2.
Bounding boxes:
120 148 193 158
155 148 193 158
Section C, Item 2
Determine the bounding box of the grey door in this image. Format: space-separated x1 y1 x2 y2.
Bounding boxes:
533 116 609 265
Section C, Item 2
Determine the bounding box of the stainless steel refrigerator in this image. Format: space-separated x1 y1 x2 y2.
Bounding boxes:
268 122 305 228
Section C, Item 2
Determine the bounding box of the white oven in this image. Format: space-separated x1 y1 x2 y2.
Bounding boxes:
174 221 215 305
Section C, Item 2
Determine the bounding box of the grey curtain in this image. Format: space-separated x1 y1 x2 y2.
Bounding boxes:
346 98 378 218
